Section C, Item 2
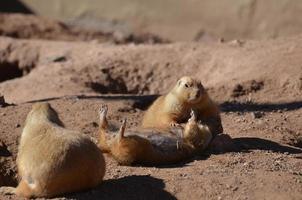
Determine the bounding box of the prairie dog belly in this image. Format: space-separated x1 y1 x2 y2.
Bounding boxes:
125 130 183 154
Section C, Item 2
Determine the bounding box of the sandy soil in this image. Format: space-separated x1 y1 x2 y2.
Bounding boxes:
0 14 301 200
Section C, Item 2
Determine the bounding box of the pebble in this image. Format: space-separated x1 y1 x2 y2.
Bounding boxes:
251 111 264 119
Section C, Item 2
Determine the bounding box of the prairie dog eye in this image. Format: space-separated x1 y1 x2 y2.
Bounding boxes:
184 83 189 88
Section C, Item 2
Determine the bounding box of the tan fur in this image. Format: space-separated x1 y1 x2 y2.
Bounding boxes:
142 76 223 138
0 103 105 198
98 105 212 166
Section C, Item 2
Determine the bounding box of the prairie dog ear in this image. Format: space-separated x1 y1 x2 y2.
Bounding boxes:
197 81 206 93
178 80 182 86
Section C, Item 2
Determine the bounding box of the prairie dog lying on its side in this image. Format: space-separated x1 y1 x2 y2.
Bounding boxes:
0 103 105 198
98 105 212 166
142 76 223 138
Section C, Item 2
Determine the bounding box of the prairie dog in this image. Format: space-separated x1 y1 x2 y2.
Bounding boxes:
98 105 212 166
142 76 223 138
0 103 105 198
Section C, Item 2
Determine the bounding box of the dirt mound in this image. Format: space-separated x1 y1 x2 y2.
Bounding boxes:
0 35 301 103
0 13 168 44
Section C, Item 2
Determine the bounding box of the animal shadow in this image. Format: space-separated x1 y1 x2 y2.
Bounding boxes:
209 134 302 154
220 101 302 113
233 137 302 154
65 175 176 200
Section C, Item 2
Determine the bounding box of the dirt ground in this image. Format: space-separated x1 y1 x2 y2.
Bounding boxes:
0 13 301 200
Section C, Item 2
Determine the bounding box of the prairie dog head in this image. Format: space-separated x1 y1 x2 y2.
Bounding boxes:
25 103 64 126
172 76 205 104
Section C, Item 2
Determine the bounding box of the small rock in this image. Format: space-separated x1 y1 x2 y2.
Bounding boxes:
251 111 264 119
52 55 67 62
235 118 242 123
229 39 245 47
91 122 99 128
219 38 225 43
232 84 244 97
295 136 302 148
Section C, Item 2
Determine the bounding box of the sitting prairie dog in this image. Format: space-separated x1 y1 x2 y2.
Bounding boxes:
142 76 223 138
98 105 212 166
0 103 105 198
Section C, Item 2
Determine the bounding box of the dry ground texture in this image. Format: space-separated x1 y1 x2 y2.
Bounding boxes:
0 14 301 200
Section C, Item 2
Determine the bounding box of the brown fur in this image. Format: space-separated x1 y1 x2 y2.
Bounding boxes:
98 105 212 166
0 103 105 198
141 76 223 138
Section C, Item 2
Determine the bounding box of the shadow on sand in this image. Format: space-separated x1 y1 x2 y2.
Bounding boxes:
23 94 159 110
23 95 302 113
166 135 302 168
65 175 176 200
209 134 302 155
232 137 302 153
220 101 302 113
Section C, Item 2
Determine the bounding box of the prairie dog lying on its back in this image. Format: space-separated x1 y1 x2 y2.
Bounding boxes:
0 103 105 198
98 105 212 166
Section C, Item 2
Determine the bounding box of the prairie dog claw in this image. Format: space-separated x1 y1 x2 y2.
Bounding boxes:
99 104 108 118
118 119 127 139
188 109 197 122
